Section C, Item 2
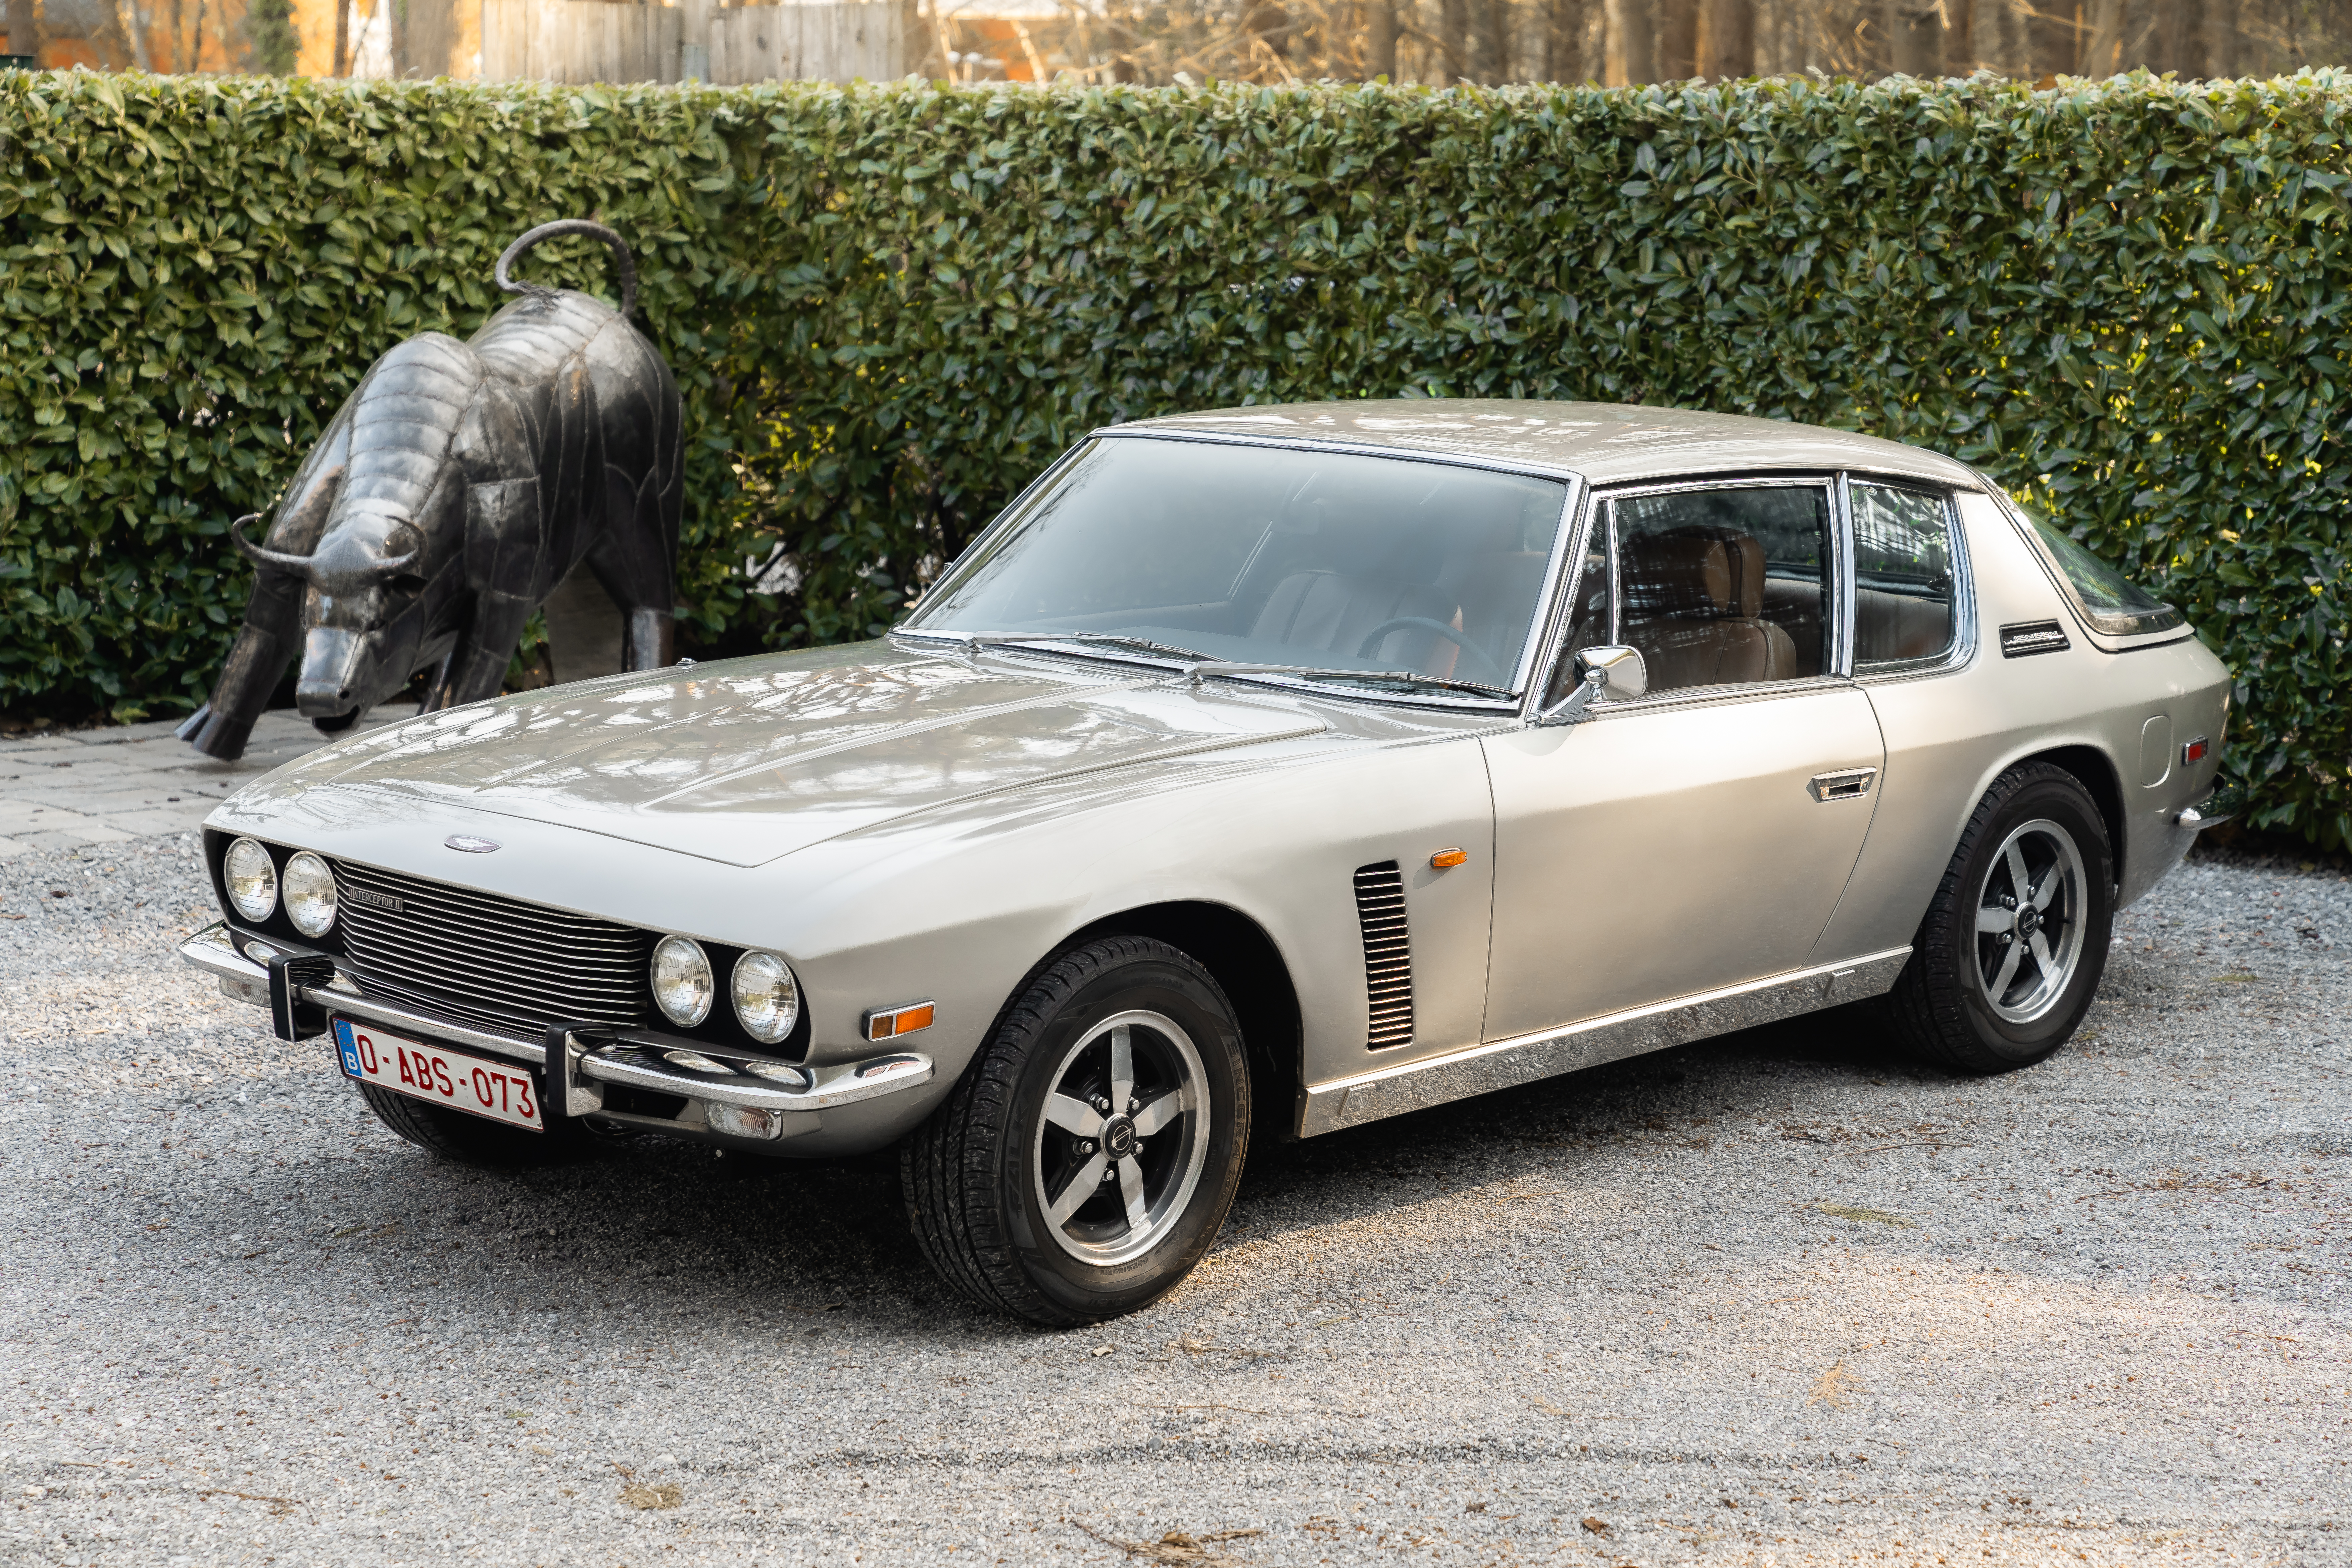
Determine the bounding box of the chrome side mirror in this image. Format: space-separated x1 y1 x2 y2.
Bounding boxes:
1536 645 1648 726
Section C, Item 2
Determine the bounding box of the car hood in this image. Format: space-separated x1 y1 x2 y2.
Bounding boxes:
267 642 1329 868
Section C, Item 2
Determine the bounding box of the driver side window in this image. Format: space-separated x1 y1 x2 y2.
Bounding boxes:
1554 484 1833 697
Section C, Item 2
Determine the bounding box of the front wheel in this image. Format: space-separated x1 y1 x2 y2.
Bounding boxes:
904 936 1249 1325
1885 761 2114 1073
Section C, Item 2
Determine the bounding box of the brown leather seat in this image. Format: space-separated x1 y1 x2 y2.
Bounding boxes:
1855 587 1953 664
1432 550 1551 681
1619 525 1800 690
1250 571 1456 668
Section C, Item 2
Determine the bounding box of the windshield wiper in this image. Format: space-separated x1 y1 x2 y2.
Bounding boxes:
1192 664 1517 701
917 632 1515 699
948 632 1221 664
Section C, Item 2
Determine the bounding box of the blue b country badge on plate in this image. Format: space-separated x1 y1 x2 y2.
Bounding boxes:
332 1016 365 1077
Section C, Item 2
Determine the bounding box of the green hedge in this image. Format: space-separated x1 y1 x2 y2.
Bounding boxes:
3 69 2347 846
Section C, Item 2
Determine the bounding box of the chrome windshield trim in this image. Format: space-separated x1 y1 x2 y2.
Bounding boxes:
1086 425 1588 481
895 434 1585 712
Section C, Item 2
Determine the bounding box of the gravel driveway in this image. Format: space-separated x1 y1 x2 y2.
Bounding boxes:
2 833 2345 1566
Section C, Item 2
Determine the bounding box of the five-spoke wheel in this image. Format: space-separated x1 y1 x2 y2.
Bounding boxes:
905 936 1249 1324
1972 819 2088 1024
1888 761 2114 1072
1032 1010 1208 1265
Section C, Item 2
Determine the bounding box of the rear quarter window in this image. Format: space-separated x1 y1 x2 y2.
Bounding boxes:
2011 502 2185 637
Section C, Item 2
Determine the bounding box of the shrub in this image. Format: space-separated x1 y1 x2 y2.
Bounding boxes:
1 68 2345 844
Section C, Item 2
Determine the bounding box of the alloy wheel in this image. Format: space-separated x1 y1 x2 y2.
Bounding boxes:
1972 817 2088 1024
1030 1009 1209 1266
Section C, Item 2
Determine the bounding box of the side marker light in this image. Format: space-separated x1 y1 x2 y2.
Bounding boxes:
1430 848 1469 869
2182 737 2210 766
863 1000 936 1041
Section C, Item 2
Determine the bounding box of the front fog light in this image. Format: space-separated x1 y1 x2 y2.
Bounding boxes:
706 1102 789 1141
651 935 714 1027
223 837 278 922
283 851 338 937
731 951 800 1044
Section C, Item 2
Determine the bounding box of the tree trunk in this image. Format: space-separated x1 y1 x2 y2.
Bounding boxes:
1606 0 1653 83
2082 0 2123 77
2147 0 2189 74
1658 0 1697 78
2205 0 2238 78
1886 0 1943 76
1474 0 1507 80
1697 0 1752 76
1367 0 1397 78
1439 0 1469 81
1545 0 1582 81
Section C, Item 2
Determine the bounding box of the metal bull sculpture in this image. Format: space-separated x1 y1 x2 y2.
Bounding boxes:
178 220 683 762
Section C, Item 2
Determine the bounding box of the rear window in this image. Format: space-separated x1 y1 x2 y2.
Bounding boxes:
2014 504 2184 638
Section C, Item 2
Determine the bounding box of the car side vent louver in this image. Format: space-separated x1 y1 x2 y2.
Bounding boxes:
1354 861 1414 1050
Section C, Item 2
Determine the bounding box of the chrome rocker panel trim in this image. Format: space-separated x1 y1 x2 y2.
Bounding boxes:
177 921 935 1115
1298 947 1913 1138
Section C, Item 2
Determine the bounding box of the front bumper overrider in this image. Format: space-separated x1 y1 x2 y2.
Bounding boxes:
177 920 934 1145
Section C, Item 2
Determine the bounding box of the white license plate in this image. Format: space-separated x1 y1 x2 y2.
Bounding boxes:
331 1016 544 1132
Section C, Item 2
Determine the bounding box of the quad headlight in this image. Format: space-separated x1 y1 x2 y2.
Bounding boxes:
650 935 715 1028
222 837 278 922
731 951 801 1044
282 851 338 937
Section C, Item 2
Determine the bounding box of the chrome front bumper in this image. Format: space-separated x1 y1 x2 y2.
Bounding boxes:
177 922 935 1128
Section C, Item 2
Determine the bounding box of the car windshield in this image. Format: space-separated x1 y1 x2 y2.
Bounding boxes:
901 437 1569 694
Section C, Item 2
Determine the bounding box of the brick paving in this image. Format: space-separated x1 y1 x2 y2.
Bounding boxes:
0 706 416 855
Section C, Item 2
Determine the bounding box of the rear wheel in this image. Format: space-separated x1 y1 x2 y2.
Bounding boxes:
904 936 1248 1325
357 1082 579 1167
1886 762 2114 1073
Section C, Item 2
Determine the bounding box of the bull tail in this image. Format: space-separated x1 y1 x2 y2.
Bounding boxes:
495 220 639 320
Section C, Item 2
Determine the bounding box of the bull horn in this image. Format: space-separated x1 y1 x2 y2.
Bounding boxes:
365 549 423 580
495 218 639 321
229 515 318 580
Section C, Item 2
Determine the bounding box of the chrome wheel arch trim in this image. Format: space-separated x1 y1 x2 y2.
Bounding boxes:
1296 947 1913 1138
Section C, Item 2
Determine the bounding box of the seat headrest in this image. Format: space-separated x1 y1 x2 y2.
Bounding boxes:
1622 525 1767 620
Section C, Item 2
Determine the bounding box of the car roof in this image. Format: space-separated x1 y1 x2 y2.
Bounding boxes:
1108 399 1982 489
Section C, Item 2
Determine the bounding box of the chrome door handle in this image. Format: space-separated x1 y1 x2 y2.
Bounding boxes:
1808 768 1878 802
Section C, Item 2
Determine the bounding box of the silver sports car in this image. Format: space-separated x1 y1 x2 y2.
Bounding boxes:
179 400 2234 1323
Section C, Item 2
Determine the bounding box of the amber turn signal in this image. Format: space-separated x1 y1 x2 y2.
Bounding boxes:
863 1000 936 1041
1430 847 1469 869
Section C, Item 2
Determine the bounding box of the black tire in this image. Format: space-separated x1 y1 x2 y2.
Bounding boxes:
357 1081 580 1167
903 936 1250 1326
1886 761 2115 1073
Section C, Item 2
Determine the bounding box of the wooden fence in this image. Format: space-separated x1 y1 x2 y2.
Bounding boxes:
480 0 909 85
709 1 904 83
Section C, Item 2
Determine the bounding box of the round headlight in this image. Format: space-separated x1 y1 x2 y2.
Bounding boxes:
223 837 278 922
731 951 801 1044
282 851 337 937
650 935 714 1028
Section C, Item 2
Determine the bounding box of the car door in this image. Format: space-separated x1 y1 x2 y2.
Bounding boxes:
1480 477 1887 1041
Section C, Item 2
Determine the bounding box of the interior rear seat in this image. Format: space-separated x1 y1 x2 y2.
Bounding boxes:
1619 525 1800 690
1856 589 1952 663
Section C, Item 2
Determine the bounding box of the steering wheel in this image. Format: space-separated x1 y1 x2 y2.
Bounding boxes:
1354 618 1512 687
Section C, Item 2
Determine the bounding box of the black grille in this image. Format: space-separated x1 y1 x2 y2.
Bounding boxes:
332 861 652 1039
1354 861 1414 1050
